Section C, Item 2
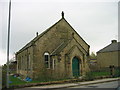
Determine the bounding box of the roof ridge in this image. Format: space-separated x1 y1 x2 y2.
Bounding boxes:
63 18 90 47
17 18 64 54
97 43 112 53
97 42 120 53
33 18 63 42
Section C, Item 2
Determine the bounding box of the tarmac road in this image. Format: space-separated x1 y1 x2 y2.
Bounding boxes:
15 80 120 90
56 81 120 90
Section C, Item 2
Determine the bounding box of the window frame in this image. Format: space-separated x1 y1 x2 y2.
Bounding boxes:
44 52 50 69
52 59 56 70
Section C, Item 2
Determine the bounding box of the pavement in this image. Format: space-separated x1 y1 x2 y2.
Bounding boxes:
20 77 120 89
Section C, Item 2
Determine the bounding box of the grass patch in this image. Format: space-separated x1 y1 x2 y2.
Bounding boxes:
9 69 120 86
9 76 71 86
9 76 46 86
91 71 110 77
9 76 27 85
85 71 110 81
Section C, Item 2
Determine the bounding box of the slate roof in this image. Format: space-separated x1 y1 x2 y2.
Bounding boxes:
16 16 89 54
16 18 63 54
97 42 120 53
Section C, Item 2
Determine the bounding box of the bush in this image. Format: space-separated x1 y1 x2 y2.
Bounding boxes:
84 72 94 81
114 68 120 77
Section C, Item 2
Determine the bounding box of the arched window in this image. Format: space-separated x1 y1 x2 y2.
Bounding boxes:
44 52 50 68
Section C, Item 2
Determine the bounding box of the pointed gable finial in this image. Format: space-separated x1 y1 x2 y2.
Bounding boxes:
61 11 64 18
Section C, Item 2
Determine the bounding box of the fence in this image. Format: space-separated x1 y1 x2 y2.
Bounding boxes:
90 67 120 78
85 67 120 81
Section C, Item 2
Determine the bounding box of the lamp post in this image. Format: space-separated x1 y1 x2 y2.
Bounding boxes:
7 0 11 88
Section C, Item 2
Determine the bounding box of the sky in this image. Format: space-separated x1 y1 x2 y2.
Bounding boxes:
0 0 119 65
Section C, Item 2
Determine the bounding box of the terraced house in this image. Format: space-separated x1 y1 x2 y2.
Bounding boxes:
16 12 90 80
97 40 120 68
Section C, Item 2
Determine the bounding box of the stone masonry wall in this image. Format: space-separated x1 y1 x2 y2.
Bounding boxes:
97 51 119 68
16 18 90 80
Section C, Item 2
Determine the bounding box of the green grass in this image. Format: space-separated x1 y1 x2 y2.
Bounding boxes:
9 76 27 85
85 71 110 81
91 71 110 77
9 76 46 86
92 69 120 77
9 76 70 86
9 69 120 86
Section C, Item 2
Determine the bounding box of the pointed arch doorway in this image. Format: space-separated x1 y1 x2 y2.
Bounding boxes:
72 57 80 77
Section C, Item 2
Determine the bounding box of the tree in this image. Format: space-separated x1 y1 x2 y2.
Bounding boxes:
90 52 97 59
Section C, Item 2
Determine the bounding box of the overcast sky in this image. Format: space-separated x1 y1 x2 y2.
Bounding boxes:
0 0 119 65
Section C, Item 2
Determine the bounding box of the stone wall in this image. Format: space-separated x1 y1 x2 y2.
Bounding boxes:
97 51 120 68
16 18 90 80
16 46 33 78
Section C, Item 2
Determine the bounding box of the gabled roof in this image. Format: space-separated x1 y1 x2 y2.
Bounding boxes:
63 18 90 48
16 14 89 54
97 41 120 53
16 18 63 54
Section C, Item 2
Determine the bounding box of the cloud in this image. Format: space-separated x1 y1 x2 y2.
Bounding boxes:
0 50 13 65
0 1 118 64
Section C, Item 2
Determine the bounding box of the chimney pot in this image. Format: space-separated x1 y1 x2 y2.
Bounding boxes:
36 32 38 37
111 40 117 43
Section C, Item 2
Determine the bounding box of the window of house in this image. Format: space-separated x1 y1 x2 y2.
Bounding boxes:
44 52 50 68
50 57 52 69
53 59 56 70
50 58 56 70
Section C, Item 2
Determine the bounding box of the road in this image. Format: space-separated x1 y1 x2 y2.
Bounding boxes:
56 81 120 90
15 81 120 90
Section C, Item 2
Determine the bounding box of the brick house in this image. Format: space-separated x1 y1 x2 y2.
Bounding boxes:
16 12 90 80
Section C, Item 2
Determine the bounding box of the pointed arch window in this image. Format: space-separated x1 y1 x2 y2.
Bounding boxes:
44 52 50 68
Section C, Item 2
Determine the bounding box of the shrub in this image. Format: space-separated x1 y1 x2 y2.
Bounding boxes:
84 72 94 81
114 68 120 77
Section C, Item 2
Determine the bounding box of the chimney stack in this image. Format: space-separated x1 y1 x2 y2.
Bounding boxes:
36 32 38 37
111 40 117 43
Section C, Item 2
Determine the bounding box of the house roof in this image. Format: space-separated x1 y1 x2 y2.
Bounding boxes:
51 40 71 55
16 18 63 54
97 41 120 53
16 14 89 54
